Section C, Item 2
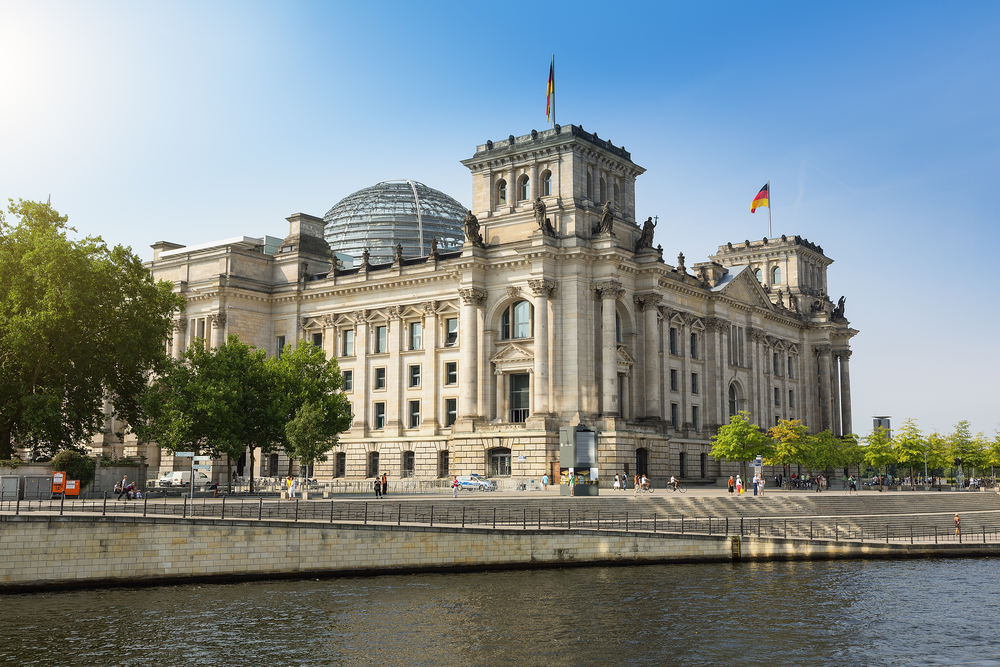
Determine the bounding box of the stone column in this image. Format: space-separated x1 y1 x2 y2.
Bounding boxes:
421 302 438 430
529 164 538 201
353 310 369 433
816 344 833 432
386 306 402 434
210 313 226 348
838 350 853 435
636 295 662 419
529 279 555 414
507 166 516 207
458 288 487 419
593 281 624 416
829 351 842 436
495 369 505 421
171 319 186 359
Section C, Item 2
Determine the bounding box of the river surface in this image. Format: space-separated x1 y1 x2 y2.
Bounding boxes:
1 559 998 666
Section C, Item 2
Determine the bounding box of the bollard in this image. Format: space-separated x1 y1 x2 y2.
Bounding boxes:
258 497 263 521
102 492 107 516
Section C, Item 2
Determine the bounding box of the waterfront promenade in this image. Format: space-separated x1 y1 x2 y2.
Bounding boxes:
3 488 999 593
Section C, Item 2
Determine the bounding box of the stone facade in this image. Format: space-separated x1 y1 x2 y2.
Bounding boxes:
124 124 856 484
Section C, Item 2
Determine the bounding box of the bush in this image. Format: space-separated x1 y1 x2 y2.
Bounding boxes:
0 459 25 469
50 450 97 489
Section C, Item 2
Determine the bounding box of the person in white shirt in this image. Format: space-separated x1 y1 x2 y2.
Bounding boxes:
670 475 677 491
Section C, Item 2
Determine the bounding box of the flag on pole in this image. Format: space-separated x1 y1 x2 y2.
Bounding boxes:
546 57 554 122
750 183 769 213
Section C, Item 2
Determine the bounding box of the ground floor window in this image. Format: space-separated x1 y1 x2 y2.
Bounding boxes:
335 452 346 478
367 451 379 478
700 452 707 478
510 373 529 422
438 450 449 478
402 451 415 478
679 451 687 478
269 453 280 477
489 447 511 477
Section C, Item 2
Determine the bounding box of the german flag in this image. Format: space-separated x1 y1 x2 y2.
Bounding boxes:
751 182 769 213
546 57 554 122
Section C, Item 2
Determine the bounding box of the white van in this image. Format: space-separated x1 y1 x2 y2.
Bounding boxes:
156 471 211 488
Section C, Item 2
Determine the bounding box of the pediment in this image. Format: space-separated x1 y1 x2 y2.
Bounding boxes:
719 269 773 310
490 342 534 364
617 345 635 367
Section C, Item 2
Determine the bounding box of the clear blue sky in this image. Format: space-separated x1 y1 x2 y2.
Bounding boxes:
2 1 998 439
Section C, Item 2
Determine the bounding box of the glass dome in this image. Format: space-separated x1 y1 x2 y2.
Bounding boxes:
323 180 467 265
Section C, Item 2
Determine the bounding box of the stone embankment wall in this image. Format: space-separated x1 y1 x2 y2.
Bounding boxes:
1 515 997 592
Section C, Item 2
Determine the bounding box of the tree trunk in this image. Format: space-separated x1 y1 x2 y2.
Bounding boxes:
226 455 232 494
910 464 915 490
248 447 255 494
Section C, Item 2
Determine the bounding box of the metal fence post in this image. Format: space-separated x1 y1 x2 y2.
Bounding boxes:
654 513 657 533
462 507 465 528
430 505 434 527
625 511 628 532
494 508 497 529
538 509 541 530
330 500 335 524
741 517 744 536
258 497 263 521
102 492 107 516
810 520 813 540
523 508 526 530
364 503 368 525
295 499 299 522
183 496 187 519
910 525 913 545
143 494 148 518
597 510 600 531
681 516 685 535
885 524 889 544
60 494 64 516
398 503 402 526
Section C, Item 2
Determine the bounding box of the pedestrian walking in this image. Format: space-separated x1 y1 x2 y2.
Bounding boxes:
452 476 459 498
374 478 381 498
758 475 765 496
542 474 549 491
848 476 857 495
753 474 759 496
570 473 576 497
621 471 628 490
381 473 387 497
117 475 129 501
614 474 620 491
728 476 735 496
954 514 961 536
735 475 743 496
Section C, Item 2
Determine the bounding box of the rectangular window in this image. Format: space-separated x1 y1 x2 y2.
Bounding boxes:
445 362 458 385
312 332 323 348
408 400 420 428
438 450 450 478
670 369 678 392
342 329 354 356
789 389 794 408
774 386 780 407
374 367 386 390
691 372 699 394
787 356 794 379
374 325 387 353
276 335 286 358
343 370 353 392
445 318 458 346
692 405 700 431
334 452 346 478
775 415 781 426
409 321 422 350
690 333 698 359
510 373 530 422
671 403 679 428
445 398 457 426
374 402 386 430
409 364 421 388
669 327 677 355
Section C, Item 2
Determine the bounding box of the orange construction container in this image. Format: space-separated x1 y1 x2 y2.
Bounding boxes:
52 472 66 494
64 479 81 496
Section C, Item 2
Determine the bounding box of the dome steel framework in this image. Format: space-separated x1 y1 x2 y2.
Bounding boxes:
323 180 466 265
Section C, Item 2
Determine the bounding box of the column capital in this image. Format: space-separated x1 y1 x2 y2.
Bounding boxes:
322 314 337 327
591 280 624 299
387 305 403 320
747 327 767 343
421 300 438 315
528 279 556 298
459 287 488 305
352 308 369 323
173 319 187 332
210 313 227 328
633 293 662 311
814 343 833 356
835 348 852 360
704 317 728 333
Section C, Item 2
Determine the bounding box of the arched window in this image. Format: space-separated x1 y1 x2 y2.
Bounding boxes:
496 179 507 205
753 268 763 283
772 266 781 285
599 177 607 204
541 170 552 196
586 171 593 200
613 182 620 207
489 447 512 476
728 383 739 417
501 300 533 339
518 175 529 202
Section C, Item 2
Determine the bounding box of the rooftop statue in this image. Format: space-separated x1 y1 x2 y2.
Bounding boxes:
595 201 614 235
463 210 485 248
635 216 656 251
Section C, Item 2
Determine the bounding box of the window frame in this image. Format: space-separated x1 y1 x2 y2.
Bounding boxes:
409 321 422 350
541 170 552 196
373 325 387 354
312 332 323 348
408 400 420 429
669 327 677 355
691 372 699 395
496 178 507 205
670 369 678 392
445 362 458 385
409 364 421 388
690 332 698 359
374 367 387 391
373 402 386 430
343 369 353 392
342 329 355 356
445 318 458 347
445 398 457 427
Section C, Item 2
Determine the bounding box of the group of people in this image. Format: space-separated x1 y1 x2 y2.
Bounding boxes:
727 473 766 496
372 474 388 498
115 475 139 501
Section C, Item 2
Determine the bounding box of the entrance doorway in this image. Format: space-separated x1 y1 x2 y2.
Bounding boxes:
636 448 649 477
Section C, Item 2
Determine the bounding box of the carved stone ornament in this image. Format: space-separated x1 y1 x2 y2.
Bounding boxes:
528 279 556 298
459 287 488 305
633 294 662 311
463 210 485 248
814 344 833 356
591 280 625 299
210 313 226 328
505 286 521 299
173 319 187 332
421 300 438 315
322 314 337 327
429 237 440 260
836 349 853 360
394 243 404 266
594 201 615 235
353 308 369 323
747 327 767 343
704 317 729 333
360 248 371 271
297 316 308 332
676 252 686 274
634 216 656 252
387 305 402 320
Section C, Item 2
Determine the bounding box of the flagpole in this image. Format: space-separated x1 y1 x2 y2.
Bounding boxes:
767 180 771 238
551 54 555 129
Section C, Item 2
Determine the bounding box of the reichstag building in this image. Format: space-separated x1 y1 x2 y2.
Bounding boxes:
104 124 858 485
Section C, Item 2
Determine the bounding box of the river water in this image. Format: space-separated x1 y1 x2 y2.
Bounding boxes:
1 558 998 667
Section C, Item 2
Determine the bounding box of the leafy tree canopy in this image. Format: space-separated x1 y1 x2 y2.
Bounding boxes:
49 450 97 489
0 199 183 459
711 411 773 467
766 419 810 469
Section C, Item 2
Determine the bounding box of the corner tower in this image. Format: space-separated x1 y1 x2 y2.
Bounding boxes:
460 125 646 247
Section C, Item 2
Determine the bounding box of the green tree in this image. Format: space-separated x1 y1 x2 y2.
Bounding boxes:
710 411 773 480
49 450 97 490
863 426 894 492
767 419 809 487
804 430 844 475
947 420 978 483
269 340 352 477
925 432 949 489
834 433 864 480
0 199 182 459
891 418 926 490
284 400 335 475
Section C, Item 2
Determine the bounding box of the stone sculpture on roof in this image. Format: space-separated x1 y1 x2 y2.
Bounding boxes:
635 216 656 251
463 210 485 248
595 201 614 235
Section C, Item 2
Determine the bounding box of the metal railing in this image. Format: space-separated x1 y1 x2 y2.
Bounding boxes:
4 497 1000 545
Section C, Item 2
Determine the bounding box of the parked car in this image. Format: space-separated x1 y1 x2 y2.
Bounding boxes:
155 471 211 489
457 475 496 491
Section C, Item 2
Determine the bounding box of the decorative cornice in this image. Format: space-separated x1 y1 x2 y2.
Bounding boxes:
353 309 369 323
421 301 438 315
